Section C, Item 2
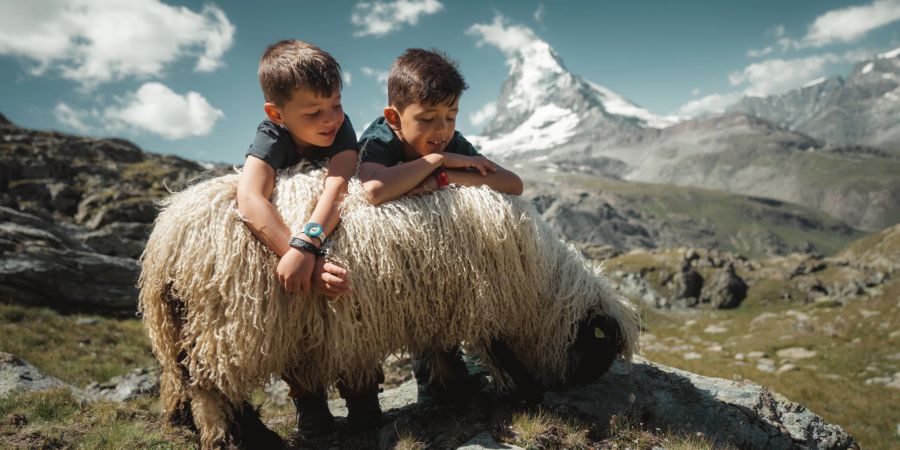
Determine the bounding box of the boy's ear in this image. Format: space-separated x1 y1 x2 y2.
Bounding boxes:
383 106 401 130
264 103 283 124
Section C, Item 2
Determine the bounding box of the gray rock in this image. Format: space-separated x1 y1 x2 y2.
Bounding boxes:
85 367 159 402
0 206 139 315
544 358 856 449
457 432 525 450
700 263 748 309
671 260 704 301
0 352 85 400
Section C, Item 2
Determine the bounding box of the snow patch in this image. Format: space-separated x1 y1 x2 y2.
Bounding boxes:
877 47 900 59
803 77 827 88
861 62 874 74
586 81 677 128
469 104 579 157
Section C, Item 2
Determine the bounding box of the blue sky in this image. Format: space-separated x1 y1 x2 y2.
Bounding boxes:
2 0 899 164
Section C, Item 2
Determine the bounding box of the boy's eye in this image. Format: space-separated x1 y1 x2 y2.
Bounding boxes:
448 116 457 122
333 104 342 110
306 110 320 117
420 117 434 123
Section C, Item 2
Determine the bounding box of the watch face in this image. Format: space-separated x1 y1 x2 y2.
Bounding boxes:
303 222 323 237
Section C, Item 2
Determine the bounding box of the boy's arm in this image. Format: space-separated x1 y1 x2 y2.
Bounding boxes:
236 156 292 257
358 154 446 205
306 149 357 238
446 162 524 196
236 156 351 296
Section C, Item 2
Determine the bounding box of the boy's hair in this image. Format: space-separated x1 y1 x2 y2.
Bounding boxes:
258 40 342 106
388 48 468 112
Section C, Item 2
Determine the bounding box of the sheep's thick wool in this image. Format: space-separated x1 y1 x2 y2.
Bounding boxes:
138 167 640 447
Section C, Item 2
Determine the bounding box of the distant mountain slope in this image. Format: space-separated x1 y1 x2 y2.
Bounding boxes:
728 47 900 155
470 30 900 230
521 170 863 259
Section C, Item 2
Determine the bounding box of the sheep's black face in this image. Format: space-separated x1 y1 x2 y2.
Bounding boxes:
563 314 624 388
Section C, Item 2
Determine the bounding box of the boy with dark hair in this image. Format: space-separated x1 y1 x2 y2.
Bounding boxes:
358 48 523 404
236 39 381 437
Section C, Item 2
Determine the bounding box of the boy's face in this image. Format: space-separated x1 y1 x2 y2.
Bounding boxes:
386 98 459 158
264 88 343 149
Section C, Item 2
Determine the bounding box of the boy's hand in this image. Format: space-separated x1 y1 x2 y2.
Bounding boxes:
443 154 497 176
313 259 351 298
405 175 439 196
276 248 316 294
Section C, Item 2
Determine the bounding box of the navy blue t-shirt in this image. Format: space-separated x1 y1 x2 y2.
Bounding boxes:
357 116 480 167
246 114 359 170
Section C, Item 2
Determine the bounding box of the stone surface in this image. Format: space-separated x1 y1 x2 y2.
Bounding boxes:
457 432 525 450
325 358 855 450
543 358 856 449
85 367 159 402
701 263 748 309
0 207 140 315
0 352 85 400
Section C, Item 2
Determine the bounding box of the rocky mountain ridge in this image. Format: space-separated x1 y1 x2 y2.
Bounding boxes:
472 35 900 230
729 47 900 154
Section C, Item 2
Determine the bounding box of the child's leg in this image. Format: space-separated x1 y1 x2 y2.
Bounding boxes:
411 344 481 406
336 367 384 429
283 375 334 437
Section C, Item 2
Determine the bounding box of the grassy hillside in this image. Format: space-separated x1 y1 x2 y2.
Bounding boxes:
546 173 863 258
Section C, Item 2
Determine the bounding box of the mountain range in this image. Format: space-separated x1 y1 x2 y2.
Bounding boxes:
471 36 900 231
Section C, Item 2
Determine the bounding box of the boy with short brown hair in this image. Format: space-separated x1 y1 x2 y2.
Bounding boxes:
358 48 523 404
237 39 381 437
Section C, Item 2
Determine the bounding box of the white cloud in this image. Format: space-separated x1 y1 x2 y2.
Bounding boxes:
803 0 900 47
361 66 390 83
53 103 92 133
343 71 353 86
469 101 496 128
691 88 701 96
104 82 224 139
679 50 871 116
749 0 900 55
0 0 235 89
351 0 443 37
534 3 546 25
467 14 540 57
677 92 743 117
728 52 865 97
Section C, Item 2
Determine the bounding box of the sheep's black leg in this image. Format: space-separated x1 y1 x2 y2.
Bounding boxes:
486 338 543 405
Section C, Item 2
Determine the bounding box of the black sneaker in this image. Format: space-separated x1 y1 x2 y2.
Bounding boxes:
292 390 335 438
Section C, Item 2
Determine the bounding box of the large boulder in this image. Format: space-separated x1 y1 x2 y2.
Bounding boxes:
0 206 139 315
700 262 748 309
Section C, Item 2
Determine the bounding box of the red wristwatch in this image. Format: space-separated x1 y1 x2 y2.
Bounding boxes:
434 167 450 188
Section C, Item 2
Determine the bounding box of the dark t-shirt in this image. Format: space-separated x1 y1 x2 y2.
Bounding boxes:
246 114 359 170
358 116 480 167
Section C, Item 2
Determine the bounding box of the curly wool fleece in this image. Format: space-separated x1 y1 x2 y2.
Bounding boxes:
139 166 639 425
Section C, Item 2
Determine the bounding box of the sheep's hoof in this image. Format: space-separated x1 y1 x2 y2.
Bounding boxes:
565 315 624 387
231 402 285 449
488 338 544 405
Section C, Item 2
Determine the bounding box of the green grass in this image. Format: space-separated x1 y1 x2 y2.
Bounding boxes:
0 305 156 388
0 390 196 449
640 277 900 450
555 174 863 259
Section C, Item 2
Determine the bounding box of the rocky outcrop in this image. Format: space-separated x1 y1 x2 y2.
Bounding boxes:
544 358 856 450
0 352 85 400
0 113 211 314
320 358 856 449
0 206 139 315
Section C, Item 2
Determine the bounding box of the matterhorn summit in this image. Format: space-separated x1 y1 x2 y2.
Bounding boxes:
467 16 676 159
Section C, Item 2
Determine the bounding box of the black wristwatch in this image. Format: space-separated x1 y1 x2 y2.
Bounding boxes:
289 236 325 257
